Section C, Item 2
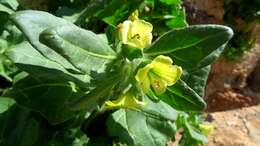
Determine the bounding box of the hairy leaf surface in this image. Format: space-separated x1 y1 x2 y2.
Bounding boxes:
40 25 116 74
11 10 79 72
160 80 206 111
144 25 233 70
107 99 178 146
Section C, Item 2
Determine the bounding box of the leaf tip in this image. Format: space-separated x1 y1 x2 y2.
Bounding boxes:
222 25 234 40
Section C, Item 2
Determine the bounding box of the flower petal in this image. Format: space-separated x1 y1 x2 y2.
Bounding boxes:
149 72 168 95
131 20 153 38
105 92 146 109
135 64 153 93
151 55 182 85
119 20 132 44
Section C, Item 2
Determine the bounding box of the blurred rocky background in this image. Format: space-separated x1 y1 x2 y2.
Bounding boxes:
182 0 260 146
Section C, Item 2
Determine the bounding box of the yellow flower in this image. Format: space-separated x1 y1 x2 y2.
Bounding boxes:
105 92 146 109
199 124 215 136
118 11 153 49
135 55 182 95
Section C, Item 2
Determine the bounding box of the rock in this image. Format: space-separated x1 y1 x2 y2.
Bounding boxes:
206 89 256 112
247 61 260 93
170 105 260 146
206 105 260 146
183 0 224 24
205 27 260 111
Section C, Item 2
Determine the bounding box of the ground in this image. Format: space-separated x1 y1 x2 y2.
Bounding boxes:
206 105 260 146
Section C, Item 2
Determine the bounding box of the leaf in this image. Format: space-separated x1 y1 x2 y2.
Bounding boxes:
0 0 18 10
0 97 15 114
185 120 207 143
70 72 120 111
56 6 82 23
176 113 207 146
165 8 187 29
76 0 143 26
7 41 91 88
181 65 211 97
4 75 85 125
107 98 178 146
0 4 14 14
0 104 89 146
160 0 181 5
140 96 179 121
144 25 234 70
40 25 116 74
98 0 144 26
50 127 89 146
0 52 14 81
0 24 22 82
159 79 206 111
0 105 42 146
11 10 80 72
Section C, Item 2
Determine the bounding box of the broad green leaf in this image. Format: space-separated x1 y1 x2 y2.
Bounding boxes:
0 104 89 146
0 4 14 14
160 0 181 5
144 25 233 70
181 65 211 97
19 118 41 146
40 25 116 74
107 109 176 146
7 42 91 88
107 98 178 146
11 10 80 72
0 105 42 146
160 80 206 111
141 96 179 121
0 97 15 114
0 0 18 10
4 75 85 125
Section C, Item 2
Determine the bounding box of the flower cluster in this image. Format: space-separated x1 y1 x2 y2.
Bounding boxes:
106 11 182 109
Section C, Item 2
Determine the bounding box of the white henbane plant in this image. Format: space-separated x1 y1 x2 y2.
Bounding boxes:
1 9 233 146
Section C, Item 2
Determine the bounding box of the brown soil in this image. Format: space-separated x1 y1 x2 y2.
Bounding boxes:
205 43 260 112
206 89 257 112
170 105 260 146
206 105 260 146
